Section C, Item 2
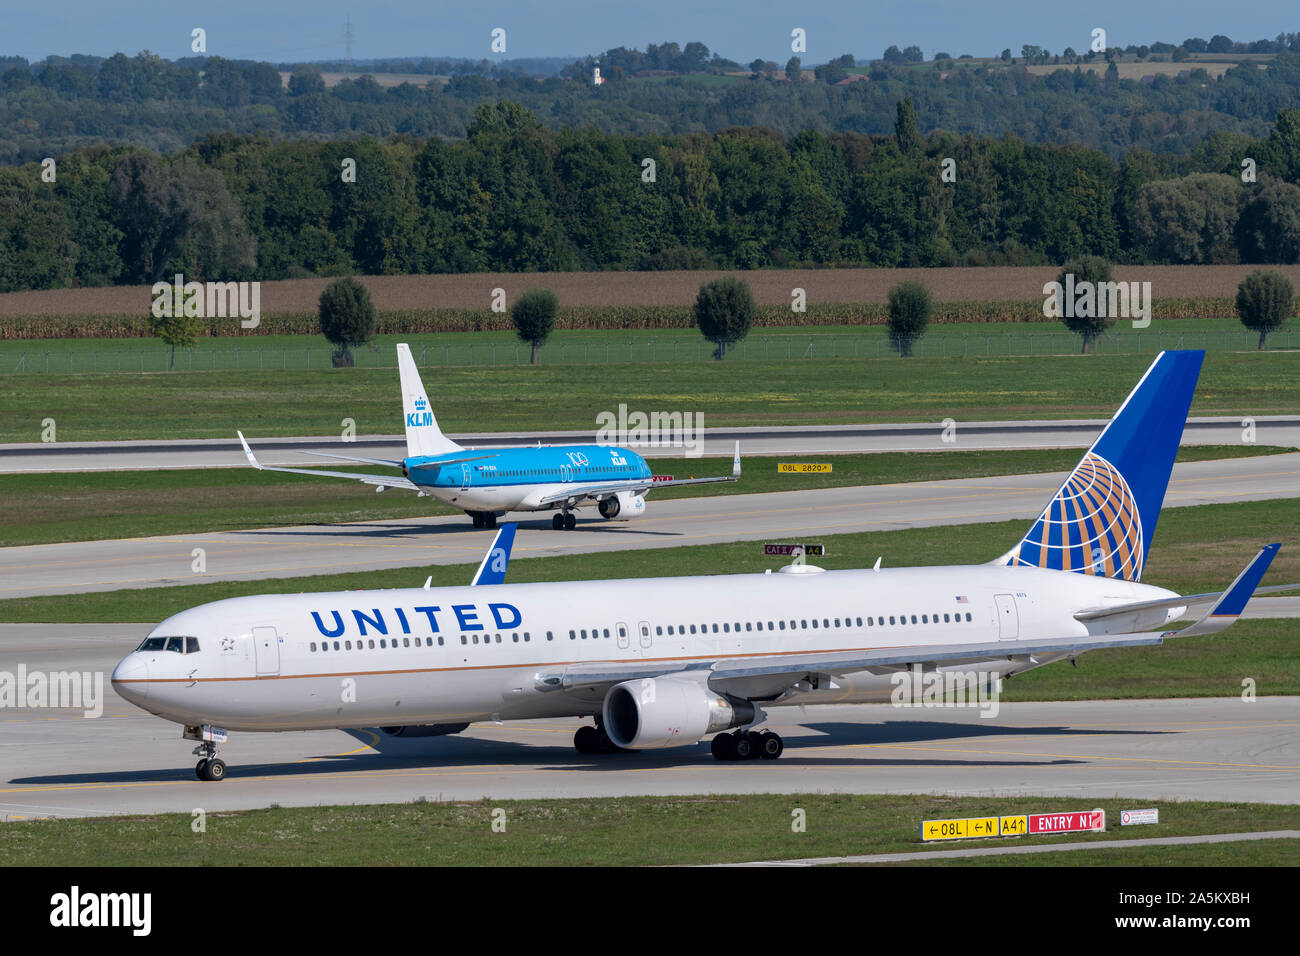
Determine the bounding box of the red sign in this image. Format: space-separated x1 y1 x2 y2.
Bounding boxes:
1027 811 1105 834
651 475 674 482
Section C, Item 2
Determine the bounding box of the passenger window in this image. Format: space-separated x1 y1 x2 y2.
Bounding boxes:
801 620 807 629
745 623 752 631
723 623 729 632
944 613 951 623
911 615 917 624
603 629 610 638
569 630 575 640
965 613 972 621
311 642 317 652
333 642 340 651
439 637 445 646
690 625 697 634
404 638 410 647
712 624 718 633
779 621 785 630
889 616 896 625
461 636 467 645
581 629 587 640
922 615 928 624
513 633 519 643
811 620 818 629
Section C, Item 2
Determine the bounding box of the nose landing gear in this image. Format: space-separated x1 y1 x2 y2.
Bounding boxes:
185 724 230 781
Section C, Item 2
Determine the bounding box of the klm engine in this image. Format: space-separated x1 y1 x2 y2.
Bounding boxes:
602 678 755 749
597 491 646 520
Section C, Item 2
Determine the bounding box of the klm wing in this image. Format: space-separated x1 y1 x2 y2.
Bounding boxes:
237 431 418 491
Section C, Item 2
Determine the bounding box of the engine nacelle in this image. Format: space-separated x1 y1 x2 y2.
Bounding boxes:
598 491 646 520
602 678 755 749
379 723 470 737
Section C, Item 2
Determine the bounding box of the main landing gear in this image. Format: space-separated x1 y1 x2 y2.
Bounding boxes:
469 511 498 529
573 723 625 754
711 730 784 761
551 511 577 531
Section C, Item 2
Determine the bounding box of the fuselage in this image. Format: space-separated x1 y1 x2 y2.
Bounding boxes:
112 564 1182 732
407 443 653 512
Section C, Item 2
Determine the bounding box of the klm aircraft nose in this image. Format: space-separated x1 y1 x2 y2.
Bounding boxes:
111 654 150 702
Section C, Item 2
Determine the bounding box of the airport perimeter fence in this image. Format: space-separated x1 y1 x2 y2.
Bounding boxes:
3 327 1296 374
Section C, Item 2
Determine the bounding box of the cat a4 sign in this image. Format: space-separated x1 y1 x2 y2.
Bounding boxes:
1028 810 1105 834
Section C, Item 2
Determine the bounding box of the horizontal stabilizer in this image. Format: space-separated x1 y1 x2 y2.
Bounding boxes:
1173 543 1284 638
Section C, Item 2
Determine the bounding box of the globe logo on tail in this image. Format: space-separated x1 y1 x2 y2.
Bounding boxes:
1007 452 1144 581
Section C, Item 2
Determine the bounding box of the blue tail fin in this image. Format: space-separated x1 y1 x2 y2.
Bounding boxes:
994 350 1204 581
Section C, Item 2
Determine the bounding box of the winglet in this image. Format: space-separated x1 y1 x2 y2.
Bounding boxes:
1175 543 1281 637
471 523 517 586
237 431 264 470
733 441 741 478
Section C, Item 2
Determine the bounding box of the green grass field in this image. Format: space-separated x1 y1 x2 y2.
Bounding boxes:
3 350 1297 443
0 445 1282 548
2 794 1295 866
3 497 1295 700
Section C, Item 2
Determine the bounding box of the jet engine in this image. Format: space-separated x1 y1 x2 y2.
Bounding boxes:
379 723 470 737
598 491 646 520
601 678 755 749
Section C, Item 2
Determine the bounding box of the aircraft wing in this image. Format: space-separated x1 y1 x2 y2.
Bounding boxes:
539 631 1168 697
471 523 517 586
237 431 418 491
539 543 1285 698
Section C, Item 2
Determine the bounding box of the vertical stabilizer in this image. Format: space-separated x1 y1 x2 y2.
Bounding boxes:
992 350 1204 581
397 343 462 459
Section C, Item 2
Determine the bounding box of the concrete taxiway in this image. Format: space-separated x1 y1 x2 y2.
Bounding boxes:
2 453 1297 599
1 626 1298 820
2 416 1297 473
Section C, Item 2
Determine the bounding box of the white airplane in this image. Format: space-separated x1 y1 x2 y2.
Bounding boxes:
237 343 739 530
113 351 1294 780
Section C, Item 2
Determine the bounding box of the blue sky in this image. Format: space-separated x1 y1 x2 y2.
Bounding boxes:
4 0 1295 63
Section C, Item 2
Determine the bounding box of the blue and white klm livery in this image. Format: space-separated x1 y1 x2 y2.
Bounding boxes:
119 352 1294 780
238 343 739 530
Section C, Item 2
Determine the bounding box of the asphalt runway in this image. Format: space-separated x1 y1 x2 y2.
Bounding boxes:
2 416 1297 473
1 625 1298 820
2 453 1297 599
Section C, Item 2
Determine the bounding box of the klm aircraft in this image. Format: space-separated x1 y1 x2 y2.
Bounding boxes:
238 343 739 530
120 351 1296 779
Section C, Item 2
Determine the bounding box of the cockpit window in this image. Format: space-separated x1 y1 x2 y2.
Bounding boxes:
136 636 197 654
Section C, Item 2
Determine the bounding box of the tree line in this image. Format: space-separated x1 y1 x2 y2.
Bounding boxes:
3 43 1300 165
2 101 1300 293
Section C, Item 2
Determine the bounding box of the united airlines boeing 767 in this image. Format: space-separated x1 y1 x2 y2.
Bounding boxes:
115 351 1292 780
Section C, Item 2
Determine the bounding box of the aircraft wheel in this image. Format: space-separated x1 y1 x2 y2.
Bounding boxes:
563 513 577 530
729 732 753 760
758 732 784 760
195 759 209 780
471 512 483 528
552 513 565 530
711 733 733 761
205 758 227 781
574 725 599 754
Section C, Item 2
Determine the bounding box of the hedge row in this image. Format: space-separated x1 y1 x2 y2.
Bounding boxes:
0 298 1238 340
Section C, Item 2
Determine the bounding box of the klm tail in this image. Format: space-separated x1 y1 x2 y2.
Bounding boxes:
396 343 462 459
993 350 1204 582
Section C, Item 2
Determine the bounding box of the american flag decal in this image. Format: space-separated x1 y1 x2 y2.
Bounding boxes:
955 595 968 603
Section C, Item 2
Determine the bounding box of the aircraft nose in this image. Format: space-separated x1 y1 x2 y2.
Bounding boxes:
111 654 150 702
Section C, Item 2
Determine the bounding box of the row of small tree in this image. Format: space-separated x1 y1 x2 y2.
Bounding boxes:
151 272 1294 368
